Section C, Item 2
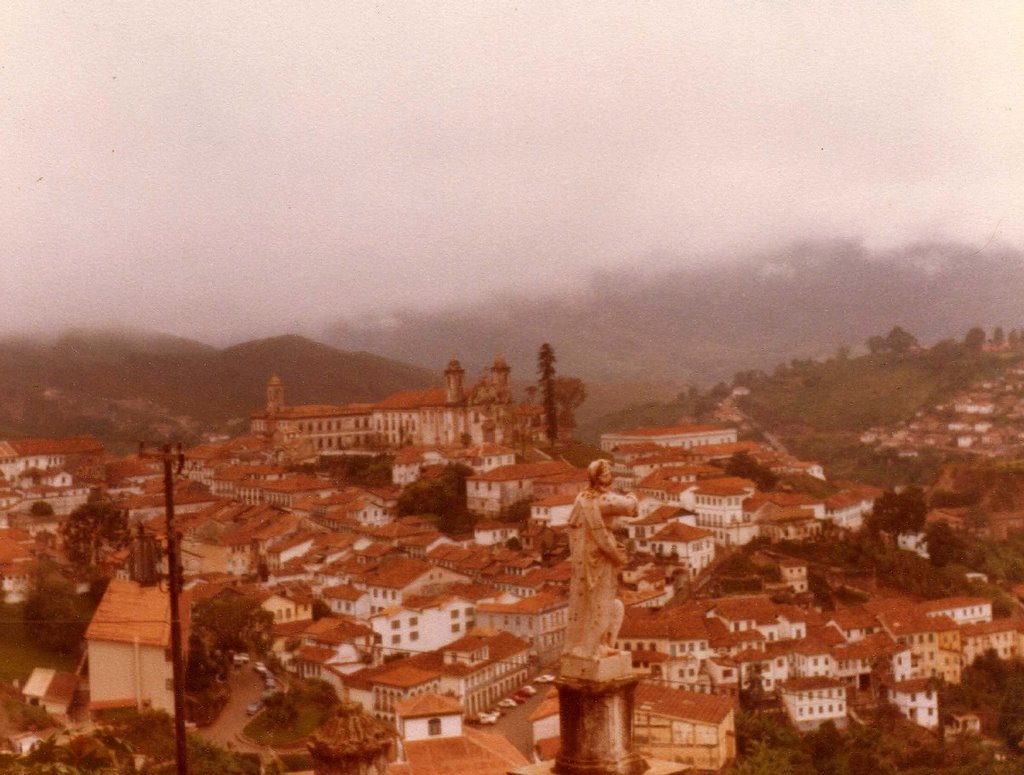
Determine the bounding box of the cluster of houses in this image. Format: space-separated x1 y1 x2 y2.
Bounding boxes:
861 363 1024 458
2 366 1021 769
617 590 1012 735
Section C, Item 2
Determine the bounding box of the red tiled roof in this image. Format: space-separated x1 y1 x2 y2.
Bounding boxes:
395 726 528 775
635 681 734 724
394 693 463 718
85 579 173 647
376 388 448 410
8 436 104 456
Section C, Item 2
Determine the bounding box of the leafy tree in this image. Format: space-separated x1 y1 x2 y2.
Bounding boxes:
998 673 1024 750
732 742 814 775
724 452 778 491
23 561 90 654
885 325 919 354
537 343 558 444
317 454 393 486
965 326 986 351
60 490 130 569
397 463 474 534
553 376 587 436
924 519 964 567
866 334 887 354
498 497 532 525
186 632 222 694
30 500 54 517
506 536 522 551
192 594 274 657
994 326 1006 346
870 487 927 538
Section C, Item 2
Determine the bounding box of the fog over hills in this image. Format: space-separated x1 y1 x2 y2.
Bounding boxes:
324 241 1024 384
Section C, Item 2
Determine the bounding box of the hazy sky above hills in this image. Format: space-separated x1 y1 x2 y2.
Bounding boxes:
2 2 1021 344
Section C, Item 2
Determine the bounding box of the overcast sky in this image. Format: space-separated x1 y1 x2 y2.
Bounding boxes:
2 2 1021 343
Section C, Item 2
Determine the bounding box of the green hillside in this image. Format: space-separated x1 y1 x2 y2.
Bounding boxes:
736 345 1017 433
0 330 435 448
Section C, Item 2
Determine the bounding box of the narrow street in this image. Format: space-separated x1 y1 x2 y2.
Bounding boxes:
483 681 554 758
195 663 266 754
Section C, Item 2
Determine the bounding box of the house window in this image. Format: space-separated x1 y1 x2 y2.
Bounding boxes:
392 634 401 645
391 620 401 630
452 623 461 634
452 609 460 618
428 717 442 736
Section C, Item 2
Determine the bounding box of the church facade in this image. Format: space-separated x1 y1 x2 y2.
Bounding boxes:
250 357 541 452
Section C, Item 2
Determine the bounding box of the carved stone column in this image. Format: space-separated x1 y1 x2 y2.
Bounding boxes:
553 672 647 775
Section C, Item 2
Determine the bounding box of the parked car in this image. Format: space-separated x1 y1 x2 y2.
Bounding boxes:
534 674 556 684
497 698 517 709
232 652 250 667
478 712 499 725
246 700 264 716
253 662 268 675
518 685 537 696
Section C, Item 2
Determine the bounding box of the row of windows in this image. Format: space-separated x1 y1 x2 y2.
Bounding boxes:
797 703 844 717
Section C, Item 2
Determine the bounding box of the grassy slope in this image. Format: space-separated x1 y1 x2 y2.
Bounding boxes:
0 603 76 685
739 349 1018 433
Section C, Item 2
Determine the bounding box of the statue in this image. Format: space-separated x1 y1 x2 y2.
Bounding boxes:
563 459 637 661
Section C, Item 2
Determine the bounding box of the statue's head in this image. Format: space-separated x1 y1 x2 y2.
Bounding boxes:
588 458 613 489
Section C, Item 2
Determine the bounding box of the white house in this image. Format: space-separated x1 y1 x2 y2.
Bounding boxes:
646 522 715 577
919 597 993 626
600 425 738 453
530 494 576 528
692 480 758 547
85 579 185 715
888 678 939 730
473 521 520 547
779 677 847 732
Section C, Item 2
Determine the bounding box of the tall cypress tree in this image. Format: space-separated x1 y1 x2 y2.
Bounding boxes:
537 343 558 444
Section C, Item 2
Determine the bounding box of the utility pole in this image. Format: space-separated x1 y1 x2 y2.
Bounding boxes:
141 442 189 775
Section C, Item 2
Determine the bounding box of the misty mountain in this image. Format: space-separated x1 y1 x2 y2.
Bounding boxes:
0 330 434 446
323 241 1024 385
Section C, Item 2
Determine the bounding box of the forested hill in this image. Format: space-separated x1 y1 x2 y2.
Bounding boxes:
0 330 434 447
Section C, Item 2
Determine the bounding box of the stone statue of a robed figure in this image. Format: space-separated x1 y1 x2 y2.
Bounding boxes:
563 458 637 664
553 458 651 775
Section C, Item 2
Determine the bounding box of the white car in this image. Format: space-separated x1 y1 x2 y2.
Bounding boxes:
253 662 268 675
534 674 556 684
518 685 537 696
478 712 499 725
232 652 250 666
497 698 517 709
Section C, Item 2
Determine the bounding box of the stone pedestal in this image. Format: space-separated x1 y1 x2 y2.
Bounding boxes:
552 672 647 775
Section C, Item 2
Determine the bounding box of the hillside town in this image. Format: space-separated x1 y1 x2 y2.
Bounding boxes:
861 360 1024 460
2 359 1024 774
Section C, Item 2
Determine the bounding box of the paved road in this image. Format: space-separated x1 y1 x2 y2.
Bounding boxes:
477 681 555 758
196 663 266 754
